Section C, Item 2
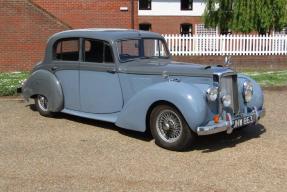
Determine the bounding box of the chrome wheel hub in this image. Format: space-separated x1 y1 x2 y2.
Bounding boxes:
37 95 48 112
156 109 183 143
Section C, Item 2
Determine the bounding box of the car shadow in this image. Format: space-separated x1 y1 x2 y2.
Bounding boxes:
27 104 266 150
190 124 266 153
27 104 153 142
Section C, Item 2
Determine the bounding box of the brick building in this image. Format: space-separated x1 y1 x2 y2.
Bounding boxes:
0 0 139 71
0 0 285 71
138 0 217 35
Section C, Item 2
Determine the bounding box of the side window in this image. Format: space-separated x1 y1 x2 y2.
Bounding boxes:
54 38 79 61
117 40 140 61
104 43 114 63
84 39 114 63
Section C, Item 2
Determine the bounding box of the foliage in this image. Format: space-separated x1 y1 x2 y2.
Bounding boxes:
204 0 287 34
0 72 29 96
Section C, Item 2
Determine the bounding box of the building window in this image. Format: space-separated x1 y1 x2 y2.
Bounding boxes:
139 0 151 10
139 23 152 31
180 23 193 35
181 0 193 10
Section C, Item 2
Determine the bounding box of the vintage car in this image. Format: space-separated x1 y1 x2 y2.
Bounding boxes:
20 29 265 151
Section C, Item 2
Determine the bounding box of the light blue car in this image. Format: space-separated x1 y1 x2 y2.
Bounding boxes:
20 29 265 151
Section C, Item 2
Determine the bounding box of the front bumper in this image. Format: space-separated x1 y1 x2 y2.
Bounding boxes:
197 107 265 136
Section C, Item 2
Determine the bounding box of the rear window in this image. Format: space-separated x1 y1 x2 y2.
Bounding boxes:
54 38 79 61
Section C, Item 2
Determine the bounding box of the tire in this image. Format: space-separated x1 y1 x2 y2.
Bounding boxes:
150 104 195 151
35 95 54 117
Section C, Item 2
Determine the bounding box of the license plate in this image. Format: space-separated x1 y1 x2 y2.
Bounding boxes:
232 114 256 128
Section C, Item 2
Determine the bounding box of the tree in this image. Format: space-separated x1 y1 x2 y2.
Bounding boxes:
203 0 287 34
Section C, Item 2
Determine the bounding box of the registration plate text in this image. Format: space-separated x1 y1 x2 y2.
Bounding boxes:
233 114 255 128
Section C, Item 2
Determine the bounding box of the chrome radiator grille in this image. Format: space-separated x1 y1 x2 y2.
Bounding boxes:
220 75 240 114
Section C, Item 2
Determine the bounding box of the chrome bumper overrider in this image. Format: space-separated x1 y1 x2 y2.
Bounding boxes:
197 108 265 136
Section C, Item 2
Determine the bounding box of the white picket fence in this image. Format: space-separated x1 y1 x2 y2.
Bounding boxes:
162 34 287 56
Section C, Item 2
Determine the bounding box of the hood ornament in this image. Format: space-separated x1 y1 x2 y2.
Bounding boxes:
224 55 232 67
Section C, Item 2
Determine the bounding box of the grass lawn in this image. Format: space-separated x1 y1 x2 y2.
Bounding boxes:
243 70 287 87
0 70 287 96
0 72 29 96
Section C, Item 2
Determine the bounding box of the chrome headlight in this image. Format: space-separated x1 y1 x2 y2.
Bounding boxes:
206 87 218 102
243 81 253 103
222 95 231 107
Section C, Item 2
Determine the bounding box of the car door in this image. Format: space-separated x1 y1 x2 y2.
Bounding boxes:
53 38 80 110
79 38 123 113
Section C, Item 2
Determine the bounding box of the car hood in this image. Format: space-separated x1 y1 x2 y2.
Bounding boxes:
118 59 234 78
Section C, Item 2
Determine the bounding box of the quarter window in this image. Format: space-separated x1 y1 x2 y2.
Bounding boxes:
84 39 114 63
139 0 151 10
181 0 193 10
54 38 79 61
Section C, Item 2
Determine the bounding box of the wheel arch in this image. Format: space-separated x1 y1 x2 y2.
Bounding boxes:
115 81 208 133
22 69 64 112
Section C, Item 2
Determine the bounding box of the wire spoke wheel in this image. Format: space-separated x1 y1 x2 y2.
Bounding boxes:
37 95 49 112
150 104 195 151
156 109 183 143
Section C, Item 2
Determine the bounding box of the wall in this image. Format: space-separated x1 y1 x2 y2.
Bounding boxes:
139 16 202 34
32 0 138 29
138 0 205 16
0 0 138 71
0 0 69 71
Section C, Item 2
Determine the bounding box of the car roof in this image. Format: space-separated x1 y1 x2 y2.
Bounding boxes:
49 28 163 42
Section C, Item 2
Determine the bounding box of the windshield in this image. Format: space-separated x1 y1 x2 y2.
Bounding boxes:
117 38 169 62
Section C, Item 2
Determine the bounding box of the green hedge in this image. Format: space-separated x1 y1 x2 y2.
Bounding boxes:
0 72 29 96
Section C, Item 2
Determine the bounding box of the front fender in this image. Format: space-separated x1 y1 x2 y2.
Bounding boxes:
22 69 64 112
115 81 208 132
237 74 264 111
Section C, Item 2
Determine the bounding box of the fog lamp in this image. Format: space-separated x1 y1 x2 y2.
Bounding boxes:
222 95 231 107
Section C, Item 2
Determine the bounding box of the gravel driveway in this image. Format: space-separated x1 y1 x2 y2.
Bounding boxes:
1 90 286 192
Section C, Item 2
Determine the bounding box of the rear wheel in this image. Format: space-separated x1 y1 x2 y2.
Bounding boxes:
35 95 54 117
150 104 195 151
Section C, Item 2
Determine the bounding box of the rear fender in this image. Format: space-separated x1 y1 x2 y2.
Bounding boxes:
22 70 64 112
116 81 208 132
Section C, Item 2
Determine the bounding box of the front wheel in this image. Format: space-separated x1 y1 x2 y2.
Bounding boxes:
150 104 195 151
35 95 54 117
